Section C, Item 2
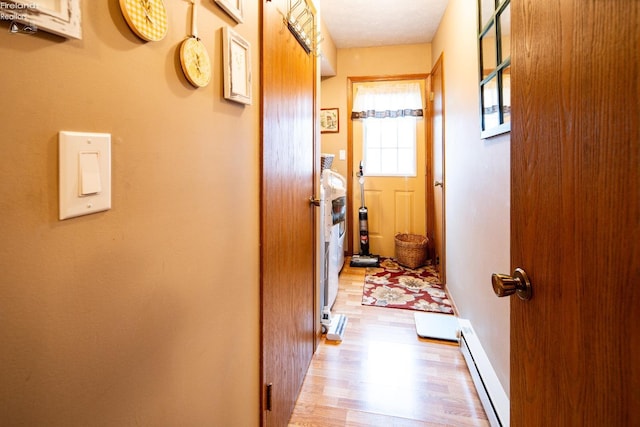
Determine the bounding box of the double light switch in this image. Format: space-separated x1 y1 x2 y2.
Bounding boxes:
59 131 111 220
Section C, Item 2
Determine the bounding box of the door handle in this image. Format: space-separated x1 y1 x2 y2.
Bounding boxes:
434 180 443 187
491 267 533 301
309 196 321 207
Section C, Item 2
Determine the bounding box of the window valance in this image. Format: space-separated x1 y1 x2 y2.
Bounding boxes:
351 82 424 119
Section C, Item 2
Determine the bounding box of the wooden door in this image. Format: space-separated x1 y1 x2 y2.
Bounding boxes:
429 55 445 282
509 0 639 425
348 77 428 258
261 0 317 425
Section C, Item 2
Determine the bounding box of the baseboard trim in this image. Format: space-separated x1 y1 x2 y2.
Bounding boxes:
458 319 510 427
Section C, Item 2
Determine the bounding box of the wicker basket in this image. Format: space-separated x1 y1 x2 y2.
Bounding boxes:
395 233 428 269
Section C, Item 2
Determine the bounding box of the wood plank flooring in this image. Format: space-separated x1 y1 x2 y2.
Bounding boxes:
288 261 490 426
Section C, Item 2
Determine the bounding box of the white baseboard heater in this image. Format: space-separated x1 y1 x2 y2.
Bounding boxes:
458 319 510 427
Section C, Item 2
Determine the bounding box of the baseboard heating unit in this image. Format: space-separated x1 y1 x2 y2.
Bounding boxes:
458 319 510 427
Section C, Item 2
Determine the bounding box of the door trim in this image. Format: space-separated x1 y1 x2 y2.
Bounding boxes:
429 54 446 284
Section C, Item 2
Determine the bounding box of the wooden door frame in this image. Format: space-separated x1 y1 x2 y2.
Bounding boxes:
346 73 430 257
424 73 434 262
429 54 446 284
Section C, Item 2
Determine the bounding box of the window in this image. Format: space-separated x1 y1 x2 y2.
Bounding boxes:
478 0 511 138
363 116 417 176
351 81 423 177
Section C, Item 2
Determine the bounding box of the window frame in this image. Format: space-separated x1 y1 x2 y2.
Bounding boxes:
362 116 418 177
478 0 511 139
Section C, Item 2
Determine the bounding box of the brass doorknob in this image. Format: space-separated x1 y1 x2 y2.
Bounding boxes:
309 196 321 207
491 268 532 301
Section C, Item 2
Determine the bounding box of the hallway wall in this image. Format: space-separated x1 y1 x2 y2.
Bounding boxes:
431 0 511 395
0 2 260 425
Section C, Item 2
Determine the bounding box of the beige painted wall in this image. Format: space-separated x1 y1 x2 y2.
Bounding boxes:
319 18 337 76
432 0 511 395
0 2 260 425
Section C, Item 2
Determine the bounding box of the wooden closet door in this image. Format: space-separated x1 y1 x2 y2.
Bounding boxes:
261 0 317 425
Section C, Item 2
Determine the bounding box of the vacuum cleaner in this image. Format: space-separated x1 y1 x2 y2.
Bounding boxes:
321 305 348 341
350 161 380 268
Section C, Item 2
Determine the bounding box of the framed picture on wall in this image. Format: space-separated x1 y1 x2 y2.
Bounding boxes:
320 108 339 133
3 0 82 39
214 0 244 24
223 26 252 105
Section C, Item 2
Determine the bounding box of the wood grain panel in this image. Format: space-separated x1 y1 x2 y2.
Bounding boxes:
261 0 317 425
511 0 639 425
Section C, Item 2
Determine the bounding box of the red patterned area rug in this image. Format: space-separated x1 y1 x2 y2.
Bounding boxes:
362 257 454 314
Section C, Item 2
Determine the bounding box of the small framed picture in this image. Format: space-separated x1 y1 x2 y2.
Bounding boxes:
214 0 244 24
223 26 252 105
4 0 82 39
320 108 339 133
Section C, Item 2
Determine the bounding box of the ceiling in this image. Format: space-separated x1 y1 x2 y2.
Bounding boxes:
320 0 450 49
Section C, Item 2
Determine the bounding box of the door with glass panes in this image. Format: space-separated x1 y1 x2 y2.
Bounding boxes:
351 78 427 258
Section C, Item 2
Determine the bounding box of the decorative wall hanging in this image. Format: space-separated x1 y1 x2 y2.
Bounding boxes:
478 0 511 138
119 0 168 42
222 26 252 105
2 0 82 39
214 0 244 24
180 0 211 88
284 0 321 55
320 108 339 133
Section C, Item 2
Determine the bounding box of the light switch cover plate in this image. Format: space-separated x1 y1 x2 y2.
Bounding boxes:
59 131 111 220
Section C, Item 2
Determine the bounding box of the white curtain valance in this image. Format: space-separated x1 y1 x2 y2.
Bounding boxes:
352 82 424 119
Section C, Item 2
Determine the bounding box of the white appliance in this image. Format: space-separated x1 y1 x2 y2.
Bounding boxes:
321 169 347 309
319 156 348 341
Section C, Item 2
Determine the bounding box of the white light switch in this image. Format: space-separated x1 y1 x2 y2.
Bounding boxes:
79 152 102 195
339 149 346 161
59 131 111 220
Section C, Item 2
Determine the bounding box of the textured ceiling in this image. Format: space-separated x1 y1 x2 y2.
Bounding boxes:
321 0 450 49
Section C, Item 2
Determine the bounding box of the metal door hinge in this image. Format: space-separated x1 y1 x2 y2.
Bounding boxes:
265 383 273 411
429 92 435 102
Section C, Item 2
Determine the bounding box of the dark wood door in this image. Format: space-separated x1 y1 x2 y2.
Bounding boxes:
261 0 317 425
510 0 639 425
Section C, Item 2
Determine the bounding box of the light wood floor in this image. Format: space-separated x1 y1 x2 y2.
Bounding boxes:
288 261 490 426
